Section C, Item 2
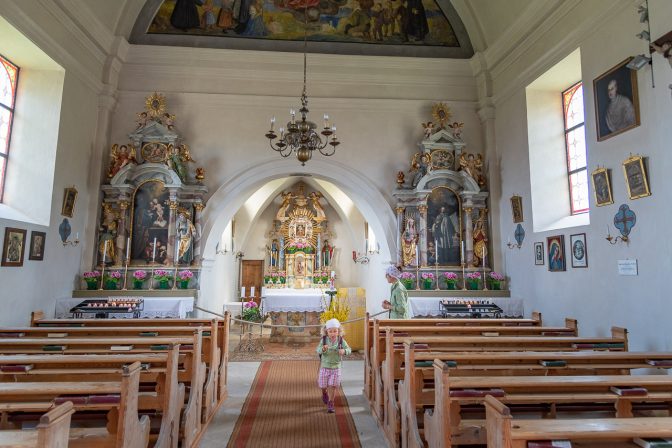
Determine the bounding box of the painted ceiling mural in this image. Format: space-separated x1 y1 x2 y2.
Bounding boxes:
147 0 459 47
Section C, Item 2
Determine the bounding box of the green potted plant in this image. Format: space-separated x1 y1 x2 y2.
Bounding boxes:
400 272 415 290
103 271 122 290
420 272 434 290
465 272 481 290
279 271 286 284
442 272 458 290
154 269 172 289
132 270 147 289
488 271 505 290
178 270 193 289
82 271 101 290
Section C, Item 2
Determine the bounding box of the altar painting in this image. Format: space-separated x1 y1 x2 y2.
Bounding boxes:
148 0 459 47
427 186 461 266
131 181 170 264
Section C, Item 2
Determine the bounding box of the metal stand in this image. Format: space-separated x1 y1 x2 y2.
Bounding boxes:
434 259 440 290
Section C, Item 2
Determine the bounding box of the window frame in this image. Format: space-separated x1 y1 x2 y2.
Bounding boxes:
0 53 20 203
562 81 588 215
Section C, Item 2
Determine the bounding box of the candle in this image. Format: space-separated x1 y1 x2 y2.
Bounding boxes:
352 250 356 261
482 246 485 268
102 240 108 263
365 239 368 253
175 237 179 262
461 241 465 263
606 224 610 236
323 114 329 128
270 117 275 131
152 237 157 260
251 286 255 297
241 286 246 298
290 109 295 123
126 237 131 261
415 250 419 267
75 232 79 240
279 127 285 138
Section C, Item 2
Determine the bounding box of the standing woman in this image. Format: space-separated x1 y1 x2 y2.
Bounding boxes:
381 265 409 319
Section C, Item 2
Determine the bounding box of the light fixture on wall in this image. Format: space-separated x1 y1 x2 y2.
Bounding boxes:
62 232 80 247
627 54 651 71
264 2 340 166
352 250 369 264
215 242 229 255
628 0 655 86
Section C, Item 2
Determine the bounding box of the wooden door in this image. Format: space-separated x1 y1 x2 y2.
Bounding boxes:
241 260 263 303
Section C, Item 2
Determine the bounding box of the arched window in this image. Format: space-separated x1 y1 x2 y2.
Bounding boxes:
562 82 588 214
0 54 19 202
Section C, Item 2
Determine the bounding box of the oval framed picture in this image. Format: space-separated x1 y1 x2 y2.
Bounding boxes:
570 233 588 268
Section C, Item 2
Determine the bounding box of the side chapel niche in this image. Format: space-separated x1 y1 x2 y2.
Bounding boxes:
393 103 490 272
266 184 336 289
97 93 208 274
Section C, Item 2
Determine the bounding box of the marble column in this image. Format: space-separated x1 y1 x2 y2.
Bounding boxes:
418 205 428 266
193 202 204 266
116 199 130 266
395 207 404 266
168 199 178 266
463 207 473 266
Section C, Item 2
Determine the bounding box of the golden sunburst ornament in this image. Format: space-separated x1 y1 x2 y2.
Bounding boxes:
145 92 167 118
432 102 452 128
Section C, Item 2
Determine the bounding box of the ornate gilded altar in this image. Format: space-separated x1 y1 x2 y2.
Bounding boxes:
95 93 207 281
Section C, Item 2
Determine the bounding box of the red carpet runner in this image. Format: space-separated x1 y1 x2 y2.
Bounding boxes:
227 360 361 447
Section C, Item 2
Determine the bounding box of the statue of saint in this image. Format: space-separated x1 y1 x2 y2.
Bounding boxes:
401 216 418 267
321 240 333 267
176 212 196 264
99 205 117 265
270 239 279 267
472 209 488 267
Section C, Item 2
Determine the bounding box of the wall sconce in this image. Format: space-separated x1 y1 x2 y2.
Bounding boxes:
605 225 630 245
352 250 369 264
367 242 380 255
215 242 229 255
506 224 525 249
62 232 80 247
506 240 521 250
235 251 244 260
606 205 636 245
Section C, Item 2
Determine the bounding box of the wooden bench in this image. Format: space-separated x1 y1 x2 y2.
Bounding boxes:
364 312 543 401
484 395 672 448
0 402 74 448
0 362 150 447
420 364 672 448
0 349 183 448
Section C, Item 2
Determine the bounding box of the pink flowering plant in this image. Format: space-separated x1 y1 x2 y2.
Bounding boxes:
399 272 415 280
489 271 505 281
241 300 262 321
83 270 101 289
104 271 122 282
83 270 101 279
178 270 194 280
153 269 172 282
466 272 481 280
442 271 458 289
421 272 435 280
133 270 147 280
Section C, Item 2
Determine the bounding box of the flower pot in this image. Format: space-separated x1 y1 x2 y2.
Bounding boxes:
104 280 118 290
178 279 190 289
445 280 457 290
402 280 414 290
133 279 144 290
422 280 433 290
85 279 98 290
157 279 170 289
467 280 479 290
489 280 502 290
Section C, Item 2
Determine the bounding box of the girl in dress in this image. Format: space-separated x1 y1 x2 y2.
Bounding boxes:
317 319 352 413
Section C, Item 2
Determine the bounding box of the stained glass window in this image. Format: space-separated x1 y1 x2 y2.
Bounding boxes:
0 54 19 202
562 82 588 214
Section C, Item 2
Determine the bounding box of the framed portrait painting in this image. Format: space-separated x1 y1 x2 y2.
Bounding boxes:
61 187 78 218
622 155 651 199
510 195 523 223
2 227 27 267
593 58 640 141
534 242 544 266
28 231 46 261
427 186 462 266
591 167 614 207
546 235 566 272
569 233 588 268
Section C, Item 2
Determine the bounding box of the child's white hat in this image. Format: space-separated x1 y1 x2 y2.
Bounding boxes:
325 318 341 329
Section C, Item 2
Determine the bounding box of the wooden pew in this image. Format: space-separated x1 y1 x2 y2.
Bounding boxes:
423 363 672 448
0 362 150 448
0 402 74 448
0 349 183 448
364 312 543 401
484 395 672 448
0 331 205 448
30 311 230 402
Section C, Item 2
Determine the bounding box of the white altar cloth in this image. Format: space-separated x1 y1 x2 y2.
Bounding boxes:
409 296 523 318
55 297 194 319
261 288 326 313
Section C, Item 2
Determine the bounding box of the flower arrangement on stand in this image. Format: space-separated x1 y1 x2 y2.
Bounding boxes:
278 271 286 284
154 269 172 289
465 272 481 290
286 242 313 254
178 270 193 289
442 272 458 290
421 272 435 290
132 270 147 289
83 271 101 290
104 271 122 290
241 300 262 322
399 272 415 290
488 271 505 290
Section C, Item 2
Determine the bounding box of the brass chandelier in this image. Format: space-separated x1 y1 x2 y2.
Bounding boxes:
264 5 340 166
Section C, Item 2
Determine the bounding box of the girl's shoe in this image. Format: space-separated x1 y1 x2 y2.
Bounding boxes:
327 401 335 413
322 391 329 404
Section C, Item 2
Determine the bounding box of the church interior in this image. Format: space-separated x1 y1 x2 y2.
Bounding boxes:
1 0 671 446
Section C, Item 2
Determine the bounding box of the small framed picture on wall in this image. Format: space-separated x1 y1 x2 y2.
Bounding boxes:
546 235 566 272
569 233 588 268
510 195 523 223
2 227 27 267
591 167 614 207
534 242 544 265
29 231 46 261
622 154 651 200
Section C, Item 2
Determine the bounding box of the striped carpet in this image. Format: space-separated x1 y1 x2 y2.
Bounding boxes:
227 360 361 448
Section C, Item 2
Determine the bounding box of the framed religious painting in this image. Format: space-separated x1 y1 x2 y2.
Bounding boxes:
622 154 651 199
593 58 640 141
546 235 566 272
28 231 46 261
131 180 170 265
569 233 588 268
427 186 462 266
591 167 614 207
510 195 523 223
534 242 544 266
1 227 27 267
61 187 78 218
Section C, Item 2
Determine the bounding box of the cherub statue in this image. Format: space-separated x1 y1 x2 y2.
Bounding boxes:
459 152 486 187
107 144 137 179
396 171 405 188
309 191 326 221
136 111 150 129
421 121 434 139
448 121 464 139
160 112 176 129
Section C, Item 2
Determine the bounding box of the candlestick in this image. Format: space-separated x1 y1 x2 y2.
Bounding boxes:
434 257 440 291
415 263 420 290
482 246 488 291
122 238 130 290
461 262 467 291
415 249 419 267
460 240 465 264
102 240 108 264
152 237 157 261
100 241 108 290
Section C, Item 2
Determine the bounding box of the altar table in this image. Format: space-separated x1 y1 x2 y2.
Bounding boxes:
261 288 326 342
409 296 523 318
55 296 194 319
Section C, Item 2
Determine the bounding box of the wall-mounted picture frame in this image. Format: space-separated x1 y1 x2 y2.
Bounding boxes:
622 155 651 200
593 58 640 141
569 233 588 268
591 167 614 207
2 227 27 267
28 231 46 261
534 242 544 266
546 235 566 272
510 195 523 223
61 187 78 218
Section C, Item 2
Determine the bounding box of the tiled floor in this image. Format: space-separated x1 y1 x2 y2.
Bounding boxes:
199 360 387 447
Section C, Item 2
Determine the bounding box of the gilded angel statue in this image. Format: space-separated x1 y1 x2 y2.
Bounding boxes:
421 121 434 139
276 191 295 221
448 121 464 139
309 191 326 221
459 152 486 187
107 144 137 179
